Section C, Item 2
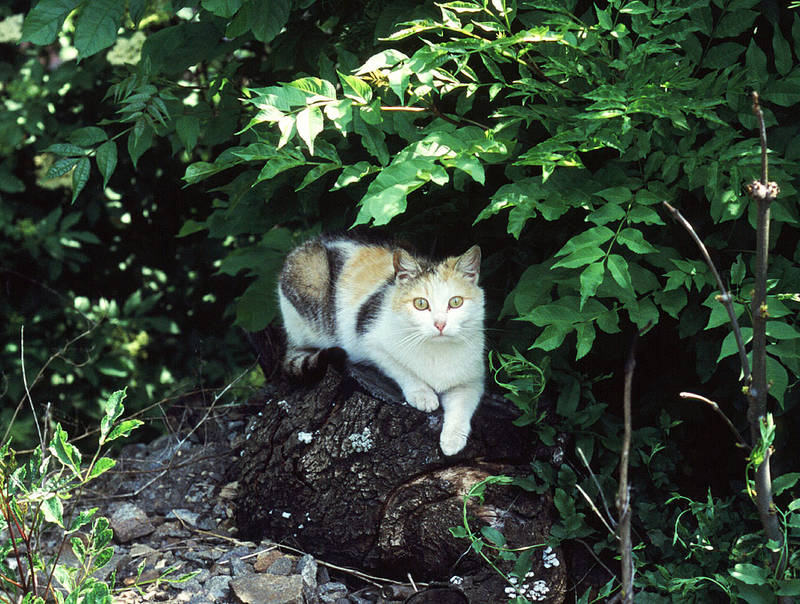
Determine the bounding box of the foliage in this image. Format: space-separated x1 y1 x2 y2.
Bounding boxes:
0 389 142 604
7 0 800 601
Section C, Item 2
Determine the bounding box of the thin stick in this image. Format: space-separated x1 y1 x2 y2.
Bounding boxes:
576 446 615 528
617 330 640 604
662 202 752 384
679 392 748 448
575 483 616 537
19 327 44 450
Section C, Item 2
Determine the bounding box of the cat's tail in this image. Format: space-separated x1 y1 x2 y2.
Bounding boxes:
283 346 346 380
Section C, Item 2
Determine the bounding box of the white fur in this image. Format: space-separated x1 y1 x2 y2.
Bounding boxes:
281 240 485 455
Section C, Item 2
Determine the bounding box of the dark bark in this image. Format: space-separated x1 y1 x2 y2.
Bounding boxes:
234 331 565 599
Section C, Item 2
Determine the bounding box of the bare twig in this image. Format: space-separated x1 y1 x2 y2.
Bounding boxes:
662 202 751 384
617 328 644 604
679 392 748 448
575 483 616 537
576 446 615 527
3 321 103 444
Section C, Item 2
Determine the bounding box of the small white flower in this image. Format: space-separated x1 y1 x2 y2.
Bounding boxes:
449 576 463 586
298 431 313 443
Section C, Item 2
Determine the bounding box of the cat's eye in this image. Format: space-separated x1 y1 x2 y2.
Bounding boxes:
413 298 429 311
449 296 464 309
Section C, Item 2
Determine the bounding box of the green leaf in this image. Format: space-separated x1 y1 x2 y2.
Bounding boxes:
617 228 657 254
480 526 506 546
579 262 604 308
332 161 378 190
766 321 800 340
730 254 746 286
704 43 745 69
777 579 800 596
595 186 632 203
95 141 117 188
127 119 153 168
69 126 108 146
730 563 770 586
46 143 88 157
606 254 632 291
41 496 65 528
176 115 200 152
105 419 144 444
772 472 800 496
202 0 243 18
354 158 438 226
354 115 389 165
227 0 290 43
74 0 124 59
773 30 793 76
338 71 372 103
21 0 80 45
47 157 80 179
50 424 82 476
295 163 341 191
295 106 324 155
68 507 98 532
88 457 116 480
552 246 605 270
575 323 596 360
532 323 570 351
554 226 615 257
287 77 337 100
717 328 752 362
714 10 758 37
765 354 788 407
71 157 91 202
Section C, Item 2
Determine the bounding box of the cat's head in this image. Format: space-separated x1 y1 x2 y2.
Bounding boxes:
390 246 484 342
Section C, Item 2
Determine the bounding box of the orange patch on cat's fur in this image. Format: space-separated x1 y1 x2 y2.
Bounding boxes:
338 246 394 306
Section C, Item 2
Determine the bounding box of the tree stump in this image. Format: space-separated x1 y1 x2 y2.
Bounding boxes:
234 332 566 600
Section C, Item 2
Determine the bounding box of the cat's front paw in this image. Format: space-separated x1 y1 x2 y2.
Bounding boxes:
440 428 468 456
405 389 439 412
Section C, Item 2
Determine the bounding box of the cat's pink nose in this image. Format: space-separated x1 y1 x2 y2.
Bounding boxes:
434 320 446 333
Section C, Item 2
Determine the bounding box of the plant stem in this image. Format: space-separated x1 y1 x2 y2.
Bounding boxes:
746 92 786 588
617 330 641 604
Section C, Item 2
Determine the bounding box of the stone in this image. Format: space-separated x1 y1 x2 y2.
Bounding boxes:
266 556 294 576
168 508 200 527
317 581 348 604
110 503 155 543
230 574 305 604
254 549 281 572
205 575 231 600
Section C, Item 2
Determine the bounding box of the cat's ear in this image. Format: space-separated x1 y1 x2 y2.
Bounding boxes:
393 249 421 282
455 245 481 283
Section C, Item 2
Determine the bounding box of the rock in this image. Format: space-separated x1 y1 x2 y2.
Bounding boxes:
168 508 200 527
317 581 348 604
266 556 294 576
297 554 318 590
205 575 231 600
110 503 155 543
230 574 305 604
254 549 282 572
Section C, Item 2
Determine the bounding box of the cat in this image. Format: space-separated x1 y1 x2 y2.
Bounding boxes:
277 235 485 455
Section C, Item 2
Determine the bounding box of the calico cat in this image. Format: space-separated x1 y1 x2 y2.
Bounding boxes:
278 235 485 455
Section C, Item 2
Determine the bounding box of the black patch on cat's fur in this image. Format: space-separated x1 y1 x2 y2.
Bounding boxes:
356 284 387 335
322 246 344 334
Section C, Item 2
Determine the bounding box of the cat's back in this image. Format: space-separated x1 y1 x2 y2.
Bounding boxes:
278 235 395 337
